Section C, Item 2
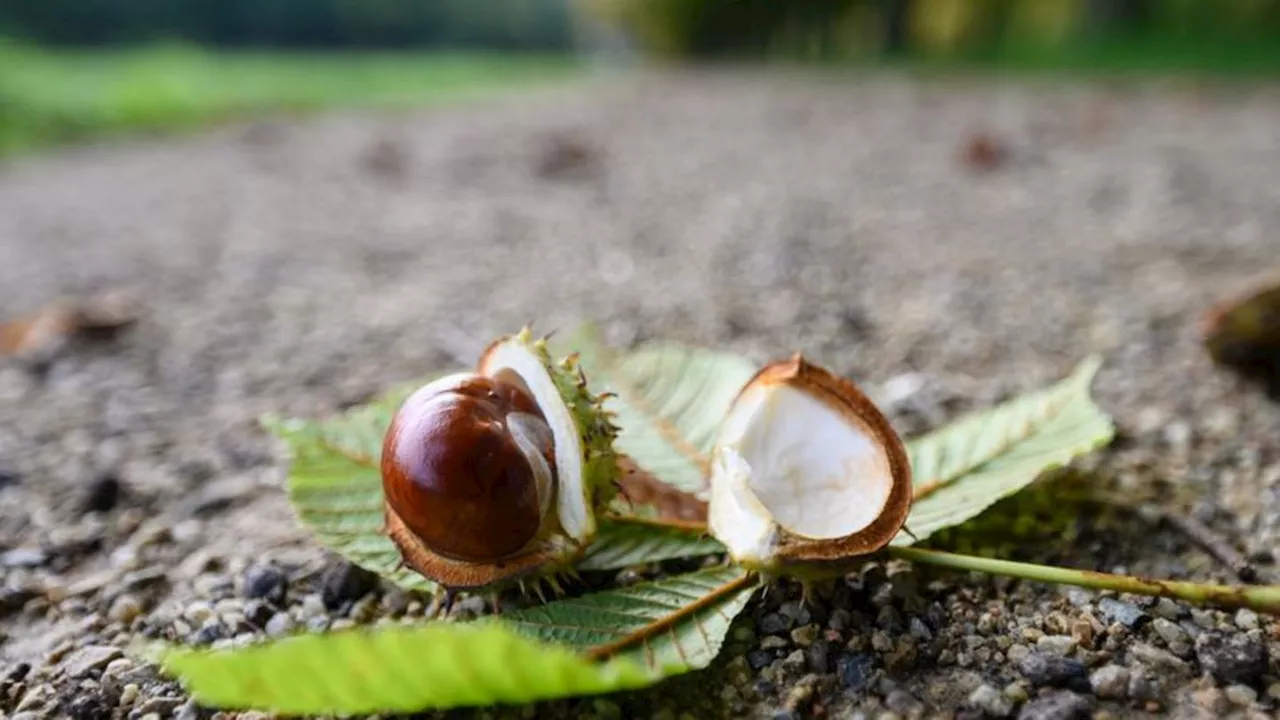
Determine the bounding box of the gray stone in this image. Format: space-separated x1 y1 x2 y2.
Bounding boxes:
1194 631 1268 685
1233 608 1259 631
137 696 184 715
107 594 144 624
1151 598 1186 621
1088 664 1129 699
264 612 294 637
1018 651 1088 689
885 689 924 716
63 645 122 677
242 563 287 605
183 600 215 624
828 609 850 632
967 684 1013 718
1151 618 1192 656
1035 635 1076 656
1015 690 1093 720
1128 641 1189 674
760 613 792 635
1224 684 1257 706
760 635 788 650
1097 597 1148 628
1126 668 1166 703
790 624 818 647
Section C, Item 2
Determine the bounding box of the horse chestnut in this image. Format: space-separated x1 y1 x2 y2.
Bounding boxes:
381 373 556 563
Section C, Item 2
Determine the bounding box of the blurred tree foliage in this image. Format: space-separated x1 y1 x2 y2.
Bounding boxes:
0 0 573 50
574 0 1280 62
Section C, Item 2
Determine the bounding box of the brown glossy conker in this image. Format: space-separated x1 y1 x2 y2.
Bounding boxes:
381 373 555 563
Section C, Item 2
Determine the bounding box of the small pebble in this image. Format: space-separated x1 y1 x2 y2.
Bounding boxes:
1097 597 1148 628
1036 635 1076 656
119 683 139 706
1150 618 1192 656
1194 631 1268 685
790 624 818 647
265 613 294 636
1 548 47 568
828 609 850 631
1017 651 1088 689
183 600 215 625
298 594 326 620
1089 664 1129 699
137 696 184 715
805 639 830 673
107 594 143 624
242 563 287 606
1128 641 1188 674
778 601 811 626
747 650 773 671
1016 689 1093 720
967 684 1013 718
321 560 379 610
836 652 874 693
1233 608 1259 631
1224 684 1257 706
62 645 122 677
885 689 923 716
760 613 792 635
1006 644 1031 664
243 599 273 627
760 636 788 650
103 658 133 678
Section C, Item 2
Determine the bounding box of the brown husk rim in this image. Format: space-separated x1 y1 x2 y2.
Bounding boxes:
730 353 913 564
384 501 580 590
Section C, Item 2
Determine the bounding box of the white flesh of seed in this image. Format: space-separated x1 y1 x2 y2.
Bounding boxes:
507 411 556 521
711 382 894 549
482 342 591 542
708 447 778 565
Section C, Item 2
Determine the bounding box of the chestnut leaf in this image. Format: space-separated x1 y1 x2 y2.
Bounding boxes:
579 516 723 571
148 566 759 715
264 410 441 593
893 355 1114 546
558 324 757 495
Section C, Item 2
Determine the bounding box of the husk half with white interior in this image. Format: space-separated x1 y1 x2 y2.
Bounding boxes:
384 328 622 591
708 354 913 575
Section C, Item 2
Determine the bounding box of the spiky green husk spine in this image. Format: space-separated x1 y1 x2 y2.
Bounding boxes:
513 327 623 541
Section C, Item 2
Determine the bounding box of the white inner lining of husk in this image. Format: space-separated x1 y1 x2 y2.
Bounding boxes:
714 382 893 540
482 342 589 542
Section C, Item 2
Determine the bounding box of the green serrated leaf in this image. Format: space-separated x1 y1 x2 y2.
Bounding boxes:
896 355 1115 546
502 565 758 671
559 324 757 494
579 518 725 571
152 566 759 715
153 620 658 715
264 409 440 593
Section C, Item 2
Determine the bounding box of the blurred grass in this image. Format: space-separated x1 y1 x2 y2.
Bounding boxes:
0 40 578 158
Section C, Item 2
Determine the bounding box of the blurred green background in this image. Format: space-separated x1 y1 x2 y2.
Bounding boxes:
3 0 1280 158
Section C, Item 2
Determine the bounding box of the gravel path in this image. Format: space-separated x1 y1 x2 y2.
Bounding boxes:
1 70 1279 719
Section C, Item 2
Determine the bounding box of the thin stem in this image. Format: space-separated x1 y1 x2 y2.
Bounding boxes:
890 546 1280 615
